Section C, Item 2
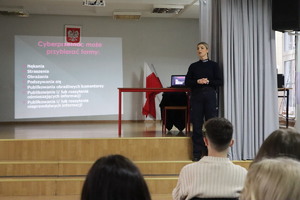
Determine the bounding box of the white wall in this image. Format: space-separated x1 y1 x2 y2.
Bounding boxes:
0 15 199 121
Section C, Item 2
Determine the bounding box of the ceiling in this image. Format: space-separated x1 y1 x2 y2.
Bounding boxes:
0 0 200 19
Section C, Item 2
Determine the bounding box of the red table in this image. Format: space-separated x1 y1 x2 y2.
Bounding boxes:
118 88 191 136
278 88 292 128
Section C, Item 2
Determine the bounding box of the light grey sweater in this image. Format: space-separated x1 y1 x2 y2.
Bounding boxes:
172 156 247 200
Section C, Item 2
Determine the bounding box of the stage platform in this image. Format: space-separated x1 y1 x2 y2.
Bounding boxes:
0 121 251 200
0 120 188 140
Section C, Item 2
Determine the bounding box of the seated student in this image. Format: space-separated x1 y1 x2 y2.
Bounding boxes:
240 157 300 200
81 154 151 200
251 128 300 165
172 117 247 200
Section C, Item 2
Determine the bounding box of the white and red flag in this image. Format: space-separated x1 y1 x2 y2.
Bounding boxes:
142 62 163 119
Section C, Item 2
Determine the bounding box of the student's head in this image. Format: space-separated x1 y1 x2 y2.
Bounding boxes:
240 157 300 200
81 154 151 200
253 128 300 164
202 117 234 152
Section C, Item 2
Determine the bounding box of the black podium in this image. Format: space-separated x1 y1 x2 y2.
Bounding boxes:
159 91 188 132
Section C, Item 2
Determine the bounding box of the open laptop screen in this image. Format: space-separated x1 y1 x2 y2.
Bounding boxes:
171 75 186 87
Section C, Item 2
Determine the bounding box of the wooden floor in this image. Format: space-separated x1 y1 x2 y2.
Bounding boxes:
0 118 293 140
0 120 189 140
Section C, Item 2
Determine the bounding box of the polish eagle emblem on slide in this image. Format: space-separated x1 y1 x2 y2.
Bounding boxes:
66 27 81 43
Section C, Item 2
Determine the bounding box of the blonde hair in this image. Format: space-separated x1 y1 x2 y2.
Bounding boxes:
197 42 209 50
240 158 300 200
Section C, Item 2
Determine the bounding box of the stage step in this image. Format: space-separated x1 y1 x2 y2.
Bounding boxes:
0 161 191 177
0 194 173 200
0 160 250 196
0 160 250 177
0 176 178 196
0 137 192 161
0 137 190 197
0 137 251 197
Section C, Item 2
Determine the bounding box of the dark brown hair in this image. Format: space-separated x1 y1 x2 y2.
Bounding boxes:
253 129 300 164
203 117 233 152
81 154 151 200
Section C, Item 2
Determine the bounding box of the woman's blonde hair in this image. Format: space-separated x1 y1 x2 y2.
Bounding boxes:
197 42 209 50
240 157 300 200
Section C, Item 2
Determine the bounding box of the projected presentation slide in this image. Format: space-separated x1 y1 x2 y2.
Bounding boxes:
15 35 123 119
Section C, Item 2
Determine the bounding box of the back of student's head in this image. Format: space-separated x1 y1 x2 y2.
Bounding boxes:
203 117 233 152
240 157 300 200
253 128 300 164
81 154 151 200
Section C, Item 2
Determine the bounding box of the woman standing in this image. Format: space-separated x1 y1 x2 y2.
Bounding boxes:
185 42 223 161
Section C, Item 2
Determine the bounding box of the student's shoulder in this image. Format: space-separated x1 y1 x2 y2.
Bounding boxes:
232 164 248 174
181 162 200 172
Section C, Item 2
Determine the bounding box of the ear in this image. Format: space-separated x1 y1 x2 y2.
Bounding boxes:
203 137 209 146
229 139 234 147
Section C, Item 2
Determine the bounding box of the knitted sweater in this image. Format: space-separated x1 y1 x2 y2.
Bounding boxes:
172 156 247 200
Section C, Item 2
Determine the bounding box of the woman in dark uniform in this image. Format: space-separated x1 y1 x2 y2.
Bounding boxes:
185 42 223 161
